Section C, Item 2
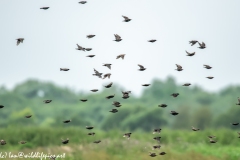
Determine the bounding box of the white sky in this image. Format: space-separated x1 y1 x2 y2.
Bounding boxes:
0 0 239 96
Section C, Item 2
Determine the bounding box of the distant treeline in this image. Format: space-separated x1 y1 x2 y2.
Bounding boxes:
0 77 239 131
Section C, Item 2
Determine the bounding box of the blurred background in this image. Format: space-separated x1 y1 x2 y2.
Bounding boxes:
0 0 240 160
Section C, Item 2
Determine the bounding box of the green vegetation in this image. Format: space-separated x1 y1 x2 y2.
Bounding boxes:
0 77 239 130
0 77 240 159
0 128 239 160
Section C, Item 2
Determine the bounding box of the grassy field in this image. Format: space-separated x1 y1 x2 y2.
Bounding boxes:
0 127 239 160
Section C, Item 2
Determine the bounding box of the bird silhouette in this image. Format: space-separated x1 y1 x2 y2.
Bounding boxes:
114 34 122 42
16 38 24 46
122 16 131 22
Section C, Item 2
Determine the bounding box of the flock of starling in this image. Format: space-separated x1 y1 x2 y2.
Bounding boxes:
2 1 240 159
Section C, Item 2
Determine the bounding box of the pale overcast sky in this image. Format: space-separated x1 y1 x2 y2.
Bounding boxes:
0 0 239 96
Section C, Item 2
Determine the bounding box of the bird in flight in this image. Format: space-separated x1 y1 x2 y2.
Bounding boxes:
76 44 85 51
138 64 146 71
103 64 112 70
189 40 198 46
148 39 157 43
204 65 212 69
16 38 24 46
40 7 49 10
102 73 111 79
116 54 125 60
198 42 206 49
175 64 183 71
114 34 122 42
93 68 103 78
122 16 131 22
79 1 87 4
86 35 95 39
186 51 195 56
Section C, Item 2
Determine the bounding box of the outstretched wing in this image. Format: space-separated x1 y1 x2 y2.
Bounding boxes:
176 64 182 69
94 68 99 74
138 64 144 69
122 15 129 20
202 42 206 47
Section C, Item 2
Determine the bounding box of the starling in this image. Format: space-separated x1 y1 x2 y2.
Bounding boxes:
106 94 115 99
122 94 129 99
158 104 167 108
76 44 85 51
86 126 94 130
0 105 4 109
63 120 71 123
123 133 132 139
112 102 121 107
16 38 24 46
183 83 191 86
80 99 87 102
138 64 146 71
153 136 161 142
142 84 150 87
109 108 118 113
149 152 157 157
171 93 179 97
86 55 95 58
43 100 52 104
170 111 179 116
175 64 183 71
152 145 161 150
60 68 70 71
93 68 103 78
186 51 195 56
192 126 200 131
122 16 131 22
0 140 6 145
116 54 125 59
25 115 32 118
209 138 217 143
19 141 27 144
122 91 131 99
90 89 98 92
87 35 95 39
85 48 92 51
198 42 206 49
103 64 112 70
61 138 69 144
148 39 157 43
79 1 87 4
208 136 216 139
204 65 212 69
112 101 121 105
206 76 214 79
153 129 161 134
159 152 166 155
93 140 101 144
236 97 240 105
104 82 113 88
114 34 122 42
102 73 111 79
189 40 198 46
40 7 49 10
88 132 95 136
231 123 239 125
